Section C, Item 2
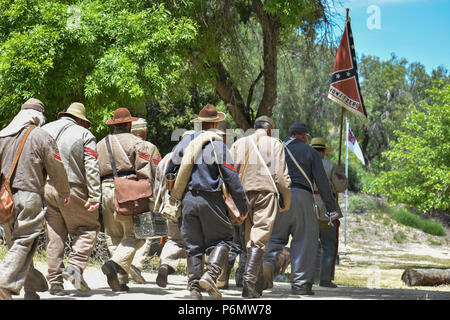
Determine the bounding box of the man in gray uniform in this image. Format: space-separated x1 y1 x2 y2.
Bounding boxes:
311 137 347 288
42 102 101 295
0 99 70 300
263 122 337 296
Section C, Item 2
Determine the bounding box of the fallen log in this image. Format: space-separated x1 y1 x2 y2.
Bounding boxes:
401 268 450 286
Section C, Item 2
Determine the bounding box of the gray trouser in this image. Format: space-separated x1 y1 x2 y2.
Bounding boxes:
319 220 340 281
0 190 48 294
180 190 233 257
264 188 319 287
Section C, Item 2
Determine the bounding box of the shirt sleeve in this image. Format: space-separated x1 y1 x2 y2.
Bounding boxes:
43 135 70 199
215 141 249 216
311 150 336 212
275 141 292 211
134 140 152 181
83 131 101 203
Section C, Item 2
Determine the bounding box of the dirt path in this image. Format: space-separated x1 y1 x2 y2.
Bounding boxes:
13 262 450 300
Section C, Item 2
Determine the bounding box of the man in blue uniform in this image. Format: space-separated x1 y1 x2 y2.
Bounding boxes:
166 104 249 300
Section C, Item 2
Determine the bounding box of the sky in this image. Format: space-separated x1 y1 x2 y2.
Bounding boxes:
331 0 450 74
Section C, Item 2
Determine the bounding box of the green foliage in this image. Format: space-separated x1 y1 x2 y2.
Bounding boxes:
0 0 197 140
390 207 446 237
370 82 450 213
393 231 407 243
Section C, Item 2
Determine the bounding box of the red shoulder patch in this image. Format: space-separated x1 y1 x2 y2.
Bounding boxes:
54 153 62 161
224 161 237 172
153 154 162 166
84 146 98 160
138 151 150 162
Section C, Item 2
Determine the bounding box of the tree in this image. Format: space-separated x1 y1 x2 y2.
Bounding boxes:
370 82 450 213
0 0 197 139
160 0 334 130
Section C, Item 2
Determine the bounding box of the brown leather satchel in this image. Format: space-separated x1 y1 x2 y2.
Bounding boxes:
105 135 152 216
0 126 35 224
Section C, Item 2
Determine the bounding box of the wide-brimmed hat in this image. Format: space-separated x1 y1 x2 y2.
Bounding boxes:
58 102 91 127
311 137 334 153
191 104 226 123
106 107 139 125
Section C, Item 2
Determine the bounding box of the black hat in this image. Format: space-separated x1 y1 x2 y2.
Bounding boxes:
288 122 308 135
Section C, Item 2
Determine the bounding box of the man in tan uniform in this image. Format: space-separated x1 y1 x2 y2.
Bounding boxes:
0 99 70 300
311 137 347 288
42 102 101 295
155 130 195 288
127 118 161 284
230 116 291 298
97 108 154 292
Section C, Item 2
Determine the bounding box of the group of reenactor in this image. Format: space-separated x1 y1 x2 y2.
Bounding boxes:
0 98 347 300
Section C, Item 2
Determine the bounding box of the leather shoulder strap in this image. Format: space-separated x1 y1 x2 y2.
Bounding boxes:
7 125 36 181
105 135 118 177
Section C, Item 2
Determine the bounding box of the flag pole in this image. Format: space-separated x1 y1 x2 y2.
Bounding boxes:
337 8 349 167
344 117 349 248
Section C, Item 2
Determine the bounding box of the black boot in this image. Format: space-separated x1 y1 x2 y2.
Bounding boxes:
199 246 229 300
156 264 175 288
101 260 123 292
242 246 264 299
186 255 203 300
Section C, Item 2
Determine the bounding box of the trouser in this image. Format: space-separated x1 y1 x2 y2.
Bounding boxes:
318 220 340 281
180 190 233 258
0 190 48 294
159 219 186 271
264 188 319 288
131 239 152 271
244 191 278 251
102 182 145 284
44 183 100 286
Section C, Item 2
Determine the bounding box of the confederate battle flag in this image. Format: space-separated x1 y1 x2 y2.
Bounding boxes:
328 18 367 120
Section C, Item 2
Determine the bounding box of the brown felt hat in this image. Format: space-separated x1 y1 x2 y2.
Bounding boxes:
311 137 334 154
106 107 139 125
191 104 226 123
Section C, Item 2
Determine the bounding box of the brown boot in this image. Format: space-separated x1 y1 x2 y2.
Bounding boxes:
242 246 264 299
199 246 229 299
216 254 230 289
186 255 203 300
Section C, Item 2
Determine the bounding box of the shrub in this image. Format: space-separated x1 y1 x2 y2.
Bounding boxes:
393 231 407 243
391 207 446 236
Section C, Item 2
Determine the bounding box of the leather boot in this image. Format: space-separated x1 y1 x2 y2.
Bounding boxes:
156 264 175 288
186 255 203 300
199 246 229 300
216 254 231 289
101 260 123 292
242 246 264 299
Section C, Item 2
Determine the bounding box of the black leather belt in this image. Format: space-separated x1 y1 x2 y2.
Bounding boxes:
101 171 136 181
291 183 312 193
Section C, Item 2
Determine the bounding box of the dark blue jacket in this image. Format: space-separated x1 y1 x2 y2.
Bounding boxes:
166 131 249 215
284 137 336 212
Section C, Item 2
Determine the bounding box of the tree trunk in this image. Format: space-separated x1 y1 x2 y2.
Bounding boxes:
401 268 450 286
252 0 280 118
214 60 252 130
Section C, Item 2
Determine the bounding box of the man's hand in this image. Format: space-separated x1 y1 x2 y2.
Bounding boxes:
84 201 99 212
64 196 71 206
279 207 287 213
326 211 339 226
